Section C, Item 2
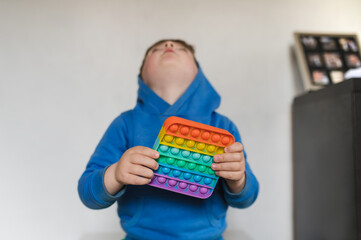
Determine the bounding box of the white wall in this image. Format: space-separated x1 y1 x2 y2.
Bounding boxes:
1 0 360 239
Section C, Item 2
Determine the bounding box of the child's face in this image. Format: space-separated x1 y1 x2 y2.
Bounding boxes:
141 41 198 83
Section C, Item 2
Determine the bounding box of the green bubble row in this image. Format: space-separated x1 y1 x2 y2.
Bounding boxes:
157 155 216 176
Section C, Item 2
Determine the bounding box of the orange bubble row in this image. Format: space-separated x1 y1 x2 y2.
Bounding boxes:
167 123 231 146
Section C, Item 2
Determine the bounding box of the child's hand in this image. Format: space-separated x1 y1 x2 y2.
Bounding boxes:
211 142 246 193
104 146 159 195
115 146 160 185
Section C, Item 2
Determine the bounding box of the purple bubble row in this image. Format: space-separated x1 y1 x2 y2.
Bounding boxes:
149 174 213 198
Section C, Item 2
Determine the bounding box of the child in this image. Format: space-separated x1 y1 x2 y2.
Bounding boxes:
78 39 259 240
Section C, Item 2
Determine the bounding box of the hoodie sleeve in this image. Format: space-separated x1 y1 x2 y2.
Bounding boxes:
78 114 129 209
222 120 259 209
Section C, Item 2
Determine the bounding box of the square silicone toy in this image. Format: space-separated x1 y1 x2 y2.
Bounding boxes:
148 116 235 199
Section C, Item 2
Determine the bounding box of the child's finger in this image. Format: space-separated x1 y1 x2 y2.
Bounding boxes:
131 146 160 159
224 142 243 153
128 164 155 179
125 174 152 185
215 170 244 181
131 155 159 170
213 152 243 163
211 162 244 171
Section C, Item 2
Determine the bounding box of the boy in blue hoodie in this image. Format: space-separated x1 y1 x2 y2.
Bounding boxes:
78 39 259 240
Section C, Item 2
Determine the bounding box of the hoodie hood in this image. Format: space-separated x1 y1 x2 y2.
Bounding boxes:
136 62 221 119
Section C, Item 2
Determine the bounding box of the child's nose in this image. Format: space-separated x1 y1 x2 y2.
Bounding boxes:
164 42 174 48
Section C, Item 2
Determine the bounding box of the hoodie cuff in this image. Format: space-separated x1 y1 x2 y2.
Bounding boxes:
91 167 126 205
221 168 257 206
222 171 248 198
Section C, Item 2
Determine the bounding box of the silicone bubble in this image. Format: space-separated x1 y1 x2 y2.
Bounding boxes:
211 134 220 142
180 126 189 135
207 145 216 153
175 138 184 145
221 136 230 145
168 179 177 187
187 162 196 170
182 150 190 157
199 187 208 194
164 135 173 143
201 131 210 140
167 157 175 165
186 140 195 148
191 129 200 138
192 153 201 160
171 148 180 155
159 145 169 152
173 170 181 177
204 178 212 185
173 170 182 177
183 172 192 180
202 155 211 163
157 177 166 184
179 182 188 189
162 167 170 174
189 185 198 192
177 160 186 167
194 175 202 182
198 165 206 172
196 143 205 150
169 124 179 133
216 148 224 154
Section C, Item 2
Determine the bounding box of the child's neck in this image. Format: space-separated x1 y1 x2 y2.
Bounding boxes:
146 68 198 105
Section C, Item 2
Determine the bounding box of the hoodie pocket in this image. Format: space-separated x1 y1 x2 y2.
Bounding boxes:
206 194 228 228
120 196 144 228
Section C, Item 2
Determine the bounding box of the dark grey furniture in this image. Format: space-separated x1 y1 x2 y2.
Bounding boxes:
293 78 361 240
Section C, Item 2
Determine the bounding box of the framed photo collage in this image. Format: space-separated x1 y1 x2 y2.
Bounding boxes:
294 32 361 91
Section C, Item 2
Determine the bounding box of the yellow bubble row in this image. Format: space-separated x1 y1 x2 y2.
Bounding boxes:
162 135 224 155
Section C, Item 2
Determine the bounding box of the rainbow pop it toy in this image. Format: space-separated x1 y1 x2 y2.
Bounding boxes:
149 116 235 199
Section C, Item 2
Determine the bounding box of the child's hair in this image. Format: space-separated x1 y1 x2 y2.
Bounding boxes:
139 39 197 77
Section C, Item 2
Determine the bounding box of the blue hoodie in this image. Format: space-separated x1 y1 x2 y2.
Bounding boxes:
78 64 259 240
